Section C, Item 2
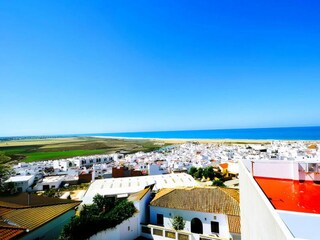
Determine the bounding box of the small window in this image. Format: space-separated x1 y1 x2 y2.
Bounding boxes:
128 226 130 231
157 214 164 226
211 221 219 233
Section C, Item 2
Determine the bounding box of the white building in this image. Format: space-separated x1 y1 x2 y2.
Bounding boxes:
5 175 35 192
33 175 65 191
143 187 241 240
82 173 198 205
89 187 152 240
240 159 320 240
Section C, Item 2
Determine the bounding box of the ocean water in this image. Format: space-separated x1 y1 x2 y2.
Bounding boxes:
91 126 320 140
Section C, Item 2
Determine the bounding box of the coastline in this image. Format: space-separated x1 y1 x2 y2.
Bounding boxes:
91 135 318 144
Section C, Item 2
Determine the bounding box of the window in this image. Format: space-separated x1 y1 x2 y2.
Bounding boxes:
157 214 164 226
141 226 151 234
165 231 176 239
211 221 219 233
153 229 163 236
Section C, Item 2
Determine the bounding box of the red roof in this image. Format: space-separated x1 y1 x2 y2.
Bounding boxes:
255 177 320 214
219 163 229 169
0 224 26 240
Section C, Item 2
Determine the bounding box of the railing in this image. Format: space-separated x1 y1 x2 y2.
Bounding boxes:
140 224 229 240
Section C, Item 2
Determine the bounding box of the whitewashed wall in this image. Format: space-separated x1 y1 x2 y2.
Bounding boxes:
89 213 139 240
239 160 294 240
150 206 231 238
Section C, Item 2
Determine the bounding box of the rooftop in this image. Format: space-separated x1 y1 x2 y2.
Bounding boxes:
0 223 26 240
0 193 78 208
82 173 197 205
255 177 320 214
150 187 240 216
2 202 80 231
5 175 34 183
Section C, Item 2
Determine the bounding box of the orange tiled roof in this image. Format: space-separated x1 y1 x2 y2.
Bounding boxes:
219 163 229 169
2 202 80 231
128 187 150 202
150 187 240 216
0 193 77 209
227 215 241 234
0 222 26 240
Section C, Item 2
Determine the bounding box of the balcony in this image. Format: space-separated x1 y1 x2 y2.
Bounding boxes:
140 224 229 240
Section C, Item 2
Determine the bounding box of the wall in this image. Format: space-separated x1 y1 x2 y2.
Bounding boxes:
89 213 139 240
239 160 294 240
248 159 320 182
150 206 230 238
21 209 75 240
252 160 295 179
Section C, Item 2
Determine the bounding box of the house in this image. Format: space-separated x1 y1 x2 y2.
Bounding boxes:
239 159 320 240
82 173 197 205
33 175 65 191
0 193 80 240
143 187 241 240
89 187 153 240
5 175 35 192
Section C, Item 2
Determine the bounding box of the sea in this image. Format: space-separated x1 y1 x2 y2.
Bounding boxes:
91 126 320 141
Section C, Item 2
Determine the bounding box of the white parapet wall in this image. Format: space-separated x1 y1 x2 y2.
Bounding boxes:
89 213 139 240
239 160 294 240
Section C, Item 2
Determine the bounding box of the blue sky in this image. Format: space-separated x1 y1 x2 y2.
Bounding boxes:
1 1 320 136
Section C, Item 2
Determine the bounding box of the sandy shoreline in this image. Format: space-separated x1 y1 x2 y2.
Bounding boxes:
91 136 318 144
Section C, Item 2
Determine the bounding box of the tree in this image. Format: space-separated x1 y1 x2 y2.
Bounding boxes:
93 194 115 213
212 178 226 187
203 166 215 180
0 152 11 164
188 167 197 177
0 164 13 194
172 216 185 231
194 168 203 179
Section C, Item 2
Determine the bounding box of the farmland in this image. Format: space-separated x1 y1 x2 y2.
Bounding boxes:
0 137 168 164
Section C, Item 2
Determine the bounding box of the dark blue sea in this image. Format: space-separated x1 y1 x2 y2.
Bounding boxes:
90 126 320 140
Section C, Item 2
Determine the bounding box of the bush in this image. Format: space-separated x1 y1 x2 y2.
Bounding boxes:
171 216 185 230
212 178 226 187
60 196 136 240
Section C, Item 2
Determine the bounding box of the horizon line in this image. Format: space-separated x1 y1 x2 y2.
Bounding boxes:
1 125 320 139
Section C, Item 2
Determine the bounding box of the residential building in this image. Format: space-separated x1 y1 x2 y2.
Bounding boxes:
143 187 241 240
240 159 320 240
0 193 80 240
5 175 35 192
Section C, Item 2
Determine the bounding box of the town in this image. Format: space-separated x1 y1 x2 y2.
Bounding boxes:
1 140 319 239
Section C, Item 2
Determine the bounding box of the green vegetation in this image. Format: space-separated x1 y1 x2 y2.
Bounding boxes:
24 149 106 162
0 151 11 164
60 194 136 240
0 164 14 194
171 216 185 231
188 166 223 180
212 178 226 187
0 137 169 163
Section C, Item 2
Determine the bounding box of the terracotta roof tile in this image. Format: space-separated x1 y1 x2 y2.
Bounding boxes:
128 187 150 202
227 215 241 234
2 202 80 231
0 193 76 209
150 187 240 216
0 223 26 240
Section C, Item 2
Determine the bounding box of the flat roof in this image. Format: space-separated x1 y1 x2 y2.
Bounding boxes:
5 175 34 183
255 177 320 214
82 173 197 205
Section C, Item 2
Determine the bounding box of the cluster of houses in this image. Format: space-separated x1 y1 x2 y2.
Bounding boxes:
1 141 319 239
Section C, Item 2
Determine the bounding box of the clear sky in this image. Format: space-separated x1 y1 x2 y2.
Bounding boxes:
1 1 320 136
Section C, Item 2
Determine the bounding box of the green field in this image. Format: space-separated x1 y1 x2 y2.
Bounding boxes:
0 137 169 164
23 149 107 162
